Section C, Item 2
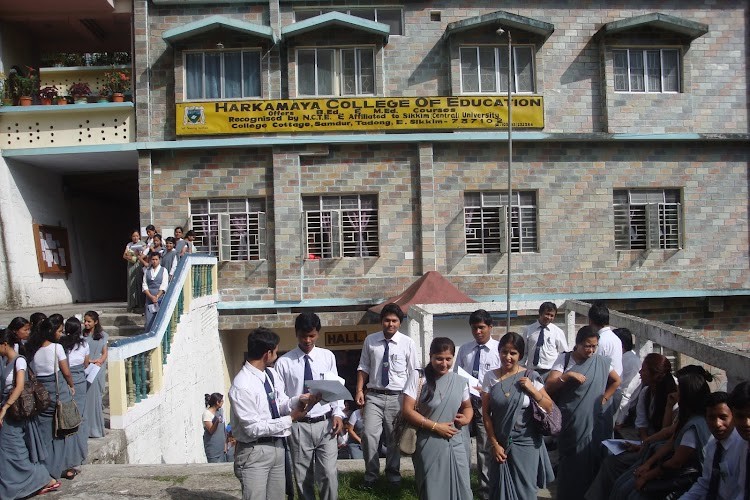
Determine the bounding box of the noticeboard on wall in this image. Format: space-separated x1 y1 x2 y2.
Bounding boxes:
32 223 72 275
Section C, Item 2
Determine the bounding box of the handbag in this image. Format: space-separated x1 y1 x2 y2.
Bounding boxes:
53 348 82 437
525 370 562 436
7 356 51 421
392 370 424 456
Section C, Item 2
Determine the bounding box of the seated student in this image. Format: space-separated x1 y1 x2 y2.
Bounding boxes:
680 391 744 500
727 381 750 500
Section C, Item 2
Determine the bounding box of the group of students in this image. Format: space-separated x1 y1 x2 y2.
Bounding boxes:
0 311 109 499
123 225 195 328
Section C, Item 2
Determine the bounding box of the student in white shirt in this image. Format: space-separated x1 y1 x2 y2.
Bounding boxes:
589 301 623 442
522 302 568 377
228 327 318 500
727 381 750 500
275 313 345 500
142 252 168 330
613 328 640 428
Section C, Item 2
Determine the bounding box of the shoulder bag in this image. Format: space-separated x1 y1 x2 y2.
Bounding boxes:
392 370 424 456
53 347 82 437
7 356 51 421
525 370 562 436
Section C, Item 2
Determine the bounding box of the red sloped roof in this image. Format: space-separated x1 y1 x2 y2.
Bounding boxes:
368 271 476 316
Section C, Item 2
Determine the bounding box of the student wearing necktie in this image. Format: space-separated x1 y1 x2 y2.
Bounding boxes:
681 391 744 500
454 309 501 500
228 328 319 500
522 302 568 379
275 313 345 500
355 303 418 489
728 382 750 500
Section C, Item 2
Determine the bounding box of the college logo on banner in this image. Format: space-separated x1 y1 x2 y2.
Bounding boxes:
183 106 205 126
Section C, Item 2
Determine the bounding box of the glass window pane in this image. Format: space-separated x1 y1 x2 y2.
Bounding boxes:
224 51 242 98
613 51 628 91
514 47 533 92
341 49 357 95
377 9 403 35
662 50 679 92
646 50 661 92
349 9 375 21
460 48 479 93
185 53 203 99
243 51 261 97
317 49 335 95
358 48 374 94
479 47 496 92
629 50 645 92
297 50 316 96
204 53 221 99
294 10 320 22
497 46 510 92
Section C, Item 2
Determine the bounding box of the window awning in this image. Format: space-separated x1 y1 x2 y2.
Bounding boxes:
442 10 554 43
162 15 277 44
281 11 390 42
597 13 708 40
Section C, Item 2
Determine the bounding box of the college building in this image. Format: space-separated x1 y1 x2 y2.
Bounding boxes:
1 2 748 381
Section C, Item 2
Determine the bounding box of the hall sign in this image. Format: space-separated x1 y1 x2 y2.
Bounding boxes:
175 95 544 135
325 330 367 347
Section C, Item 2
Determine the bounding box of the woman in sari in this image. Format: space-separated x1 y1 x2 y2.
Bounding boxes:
545 325 621 500
482 332 555 500
401 337 473 500
123 230 145 313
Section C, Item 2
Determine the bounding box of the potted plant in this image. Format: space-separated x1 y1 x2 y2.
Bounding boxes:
56 94 69 105
102 69 130 102
68 82 91 104
14 69 38 106
38 86 58 105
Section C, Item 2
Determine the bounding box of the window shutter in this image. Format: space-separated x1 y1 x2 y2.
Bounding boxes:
257 212 266 260
498 206 508 254
330 211 342 258
645 204 660 250
218 213 231 261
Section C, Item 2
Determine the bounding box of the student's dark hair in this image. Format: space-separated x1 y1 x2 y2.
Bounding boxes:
29 312 46 329
84 310 104 340
165 236 176 244
676 364 714 382
421 337 456 405
728 381 750 410
588 301 609 327
185 230 196 237
26 315 64 361
153 233 162 242
0 327 13 346
175 226 183 232
613 328 634 352
380 303 405 322
705 391 729 410
146 224 156 231
676 371 711 432
498 331 525 359
295 312 322 334
205 392 223 408
246 327 280 361
62 316 86 351
6 317 29 345
539 302 558 315
469 309 493 326
148 251 161 259
641 353 676 432
575 325 599 345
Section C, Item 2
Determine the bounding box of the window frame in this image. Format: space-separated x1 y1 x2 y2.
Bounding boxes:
303 194 379 259
613 189 683 251
296 46 376 97
183 48 263 102
459 45 536 94
189 198 267 261
612 48 681 94
464 191 538 254
293 7 404 36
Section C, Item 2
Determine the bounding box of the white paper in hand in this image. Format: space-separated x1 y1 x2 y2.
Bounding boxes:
305 380 353 403
84 363 101 384
456 366 482 398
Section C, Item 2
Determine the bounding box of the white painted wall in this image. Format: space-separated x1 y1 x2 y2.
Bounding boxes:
123 302 230 464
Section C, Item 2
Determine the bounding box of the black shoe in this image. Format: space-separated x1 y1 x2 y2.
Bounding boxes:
388 480 401 490
362 480 375 490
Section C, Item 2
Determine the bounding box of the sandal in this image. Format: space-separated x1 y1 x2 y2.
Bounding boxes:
62 469 77 480
39 481 61 494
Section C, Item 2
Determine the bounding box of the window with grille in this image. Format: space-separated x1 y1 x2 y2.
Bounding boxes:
613 189 682 250
294 7 403 35
303 195 379 259
613 49 680 93
460 46 535 94
189 199 266 261
464 192 537 254
297 47 375 97
184 50 261 100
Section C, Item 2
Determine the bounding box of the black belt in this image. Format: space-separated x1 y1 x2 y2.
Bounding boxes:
297 411 332 424
245 436 283 445
368 388 400 396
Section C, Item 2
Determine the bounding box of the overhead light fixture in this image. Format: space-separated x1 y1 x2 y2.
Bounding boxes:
216 42 224 49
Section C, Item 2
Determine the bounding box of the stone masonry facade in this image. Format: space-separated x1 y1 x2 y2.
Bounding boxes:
133 1 750 332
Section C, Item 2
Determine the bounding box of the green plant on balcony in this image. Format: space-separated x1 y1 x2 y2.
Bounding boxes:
38 86 58 105
102 69 131 98
7 68 38 105
68 82 91 103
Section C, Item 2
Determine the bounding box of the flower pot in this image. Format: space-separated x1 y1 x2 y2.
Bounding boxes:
19 96 33 106
40 98 53 106
73 95 87 104
112 92 125 103
1 98 13 106
56 97 68 105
